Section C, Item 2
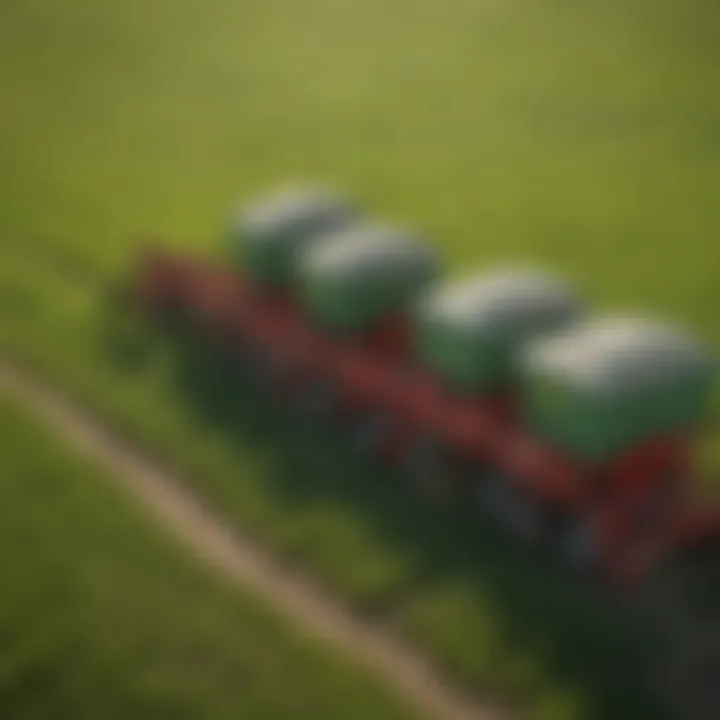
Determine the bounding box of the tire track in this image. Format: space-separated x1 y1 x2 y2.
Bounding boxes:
0 355 509 720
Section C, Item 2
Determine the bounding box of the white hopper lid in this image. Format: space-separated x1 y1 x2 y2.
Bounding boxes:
301 222 440 282
417 267 581 335
238 185 355 241
525 315 714 395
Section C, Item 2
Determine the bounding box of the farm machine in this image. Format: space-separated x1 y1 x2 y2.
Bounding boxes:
133 185 720 590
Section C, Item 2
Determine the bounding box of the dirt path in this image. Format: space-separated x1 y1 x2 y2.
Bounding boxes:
0 356 508 720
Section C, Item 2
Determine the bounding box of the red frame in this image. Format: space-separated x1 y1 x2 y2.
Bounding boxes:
136 249 720 586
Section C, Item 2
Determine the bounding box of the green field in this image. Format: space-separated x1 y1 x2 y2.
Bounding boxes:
0 390 420 719
1 0 719 718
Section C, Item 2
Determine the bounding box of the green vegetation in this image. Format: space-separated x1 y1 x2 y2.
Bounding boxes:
0 237 668 720
0 391 416 719
1 0 718 718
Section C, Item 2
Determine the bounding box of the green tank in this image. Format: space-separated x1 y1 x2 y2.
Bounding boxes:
228 186 358 286
298 223 441 333
520 316 716 461
413 268 582 392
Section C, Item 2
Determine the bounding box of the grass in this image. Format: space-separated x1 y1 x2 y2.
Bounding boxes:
0 389 421 720
1 0 719 718
0 240 669 720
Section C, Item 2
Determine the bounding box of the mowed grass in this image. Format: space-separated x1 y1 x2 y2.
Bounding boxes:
1 0 719 323
0 237 668 720
0 389 420 720
1 0 719 718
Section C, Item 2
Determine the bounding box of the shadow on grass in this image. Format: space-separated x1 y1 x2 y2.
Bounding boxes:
101 300 670 720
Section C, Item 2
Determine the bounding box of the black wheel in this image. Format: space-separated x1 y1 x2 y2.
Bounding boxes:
476 473 548 547
194 318 236 358
244 348 286 389
403 437 464 502
208 331 248 375
553 516 600 573
295 379 340 425
221 332 248 363
658 619 720 720
348 412 392 460
638 539 720 719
